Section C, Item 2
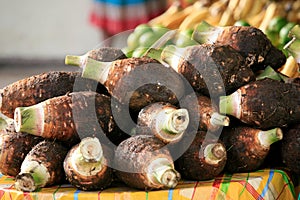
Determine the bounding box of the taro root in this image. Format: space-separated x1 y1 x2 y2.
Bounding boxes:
281 123 300 175
161 44 256 98
64 137 114 191
175 131 227 180
114 135 181 190
14 91 129 146
181 93 230 132
0 71 108 118
219 78 300 130
221 125 283 173
65 56 186 112
0 114 42 177
14 140 69 192
193 23 286 71
135 102 189 144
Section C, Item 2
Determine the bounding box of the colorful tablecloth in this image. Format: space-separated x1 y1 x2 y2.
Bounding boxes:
0 169 297 200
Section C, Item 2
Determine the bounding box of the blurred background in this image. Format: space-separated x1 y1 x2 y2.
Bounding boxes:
0 0 101 88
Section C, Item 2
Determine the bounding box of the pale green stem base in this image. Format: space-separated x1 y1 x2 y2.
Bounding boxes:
210 112 230 127
219 91 242 119
14 105 45 136
161 45 186 72
258 127 283 148
81 58 111 84
15 160 50 192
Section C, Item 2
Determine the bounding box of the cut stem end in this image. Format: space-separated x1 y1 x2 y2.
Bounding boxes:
210 112 230 127
14 105 44 136
79 137 103 162
204 143 226 165
258 128 283 147
65 55 86 67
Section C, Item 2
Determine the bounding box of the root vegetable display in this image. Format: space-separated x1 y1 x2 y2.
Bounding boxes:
161 43 256 98
14 140 69 192
0 115 42 177
14 91 128 146
0 71 107 118
221 125 283 173
65 56 186 112
136 102 189 143
219 78 300 130
64 137 114 191
176 131 227 180
181 93 230 132
114 135 180 190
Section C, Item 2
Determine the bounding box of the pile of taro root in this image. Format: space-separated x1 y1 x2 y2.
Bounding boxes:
0 25 299 192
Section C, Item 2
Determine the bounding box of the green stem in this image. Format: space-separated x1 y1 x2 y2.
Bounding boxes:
144 48 164 63
284 25 300 63
147 158 180 188
204 143 226 165
0 112 13 130
192 21 221 44
81 58 111 84
144 29 177 56
256 66 282 81
210 112 230 127
15 161 50 192
14 105 45 136
289 24 300 39
65 55 87 67
219 91 242 119
161 45 186 72
258 127 283 148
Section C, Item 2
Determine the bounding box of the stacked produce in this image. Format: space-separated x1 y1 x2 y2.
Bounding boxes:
0 0 299 194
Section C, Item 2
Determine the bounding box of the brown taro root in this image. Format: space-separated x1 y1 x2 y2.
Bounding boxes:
14 140 69 192
161 44 256 98
0 71 108 118
281 123 300 175
221 125 283 173
114 135 181 190
181 93 230 132
14 91 128 146
0 114 43 177
135 102 189 144
65 56 186 112
64 137 114 191
175 131 227 180
193 24 286 71
219 78 300 130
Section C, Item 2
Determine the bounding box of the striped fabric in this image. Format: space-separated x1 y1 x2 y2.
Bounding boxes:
89 0 168 35
0 169 297 200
